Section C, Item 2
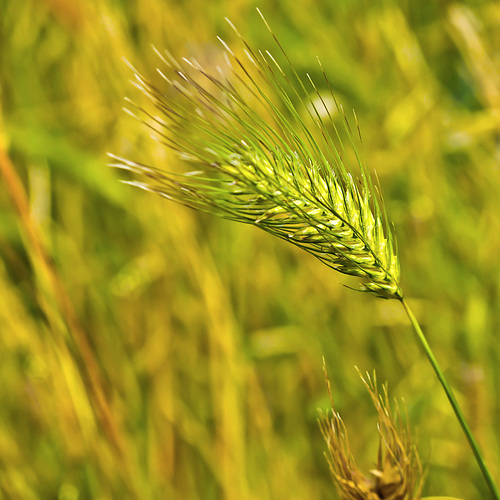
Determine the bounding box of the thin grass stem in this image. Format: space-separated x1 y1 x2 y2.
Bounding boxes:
114 14 499 495
400 297 500 500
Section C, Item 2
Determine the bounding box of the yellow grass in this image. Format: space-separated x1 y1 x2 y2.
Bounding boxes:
1 1 499 498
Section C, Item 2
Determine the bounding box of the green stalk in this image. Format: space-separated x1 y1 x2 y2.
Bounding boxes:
116 16 499 495
400 297 500 500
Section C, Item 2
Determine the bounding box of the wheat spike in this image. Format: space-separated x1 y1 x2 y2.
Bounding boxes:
319 367 424 500
110 13 402 299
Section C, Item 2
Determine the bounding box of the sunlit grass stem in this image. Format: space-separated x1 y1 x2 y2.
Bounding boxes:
0 136 139 499
400 298 500 500
114 11 500 498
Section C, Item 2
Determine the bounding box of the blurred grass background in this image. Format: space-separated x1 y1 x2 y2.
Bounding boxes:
1 0 500 498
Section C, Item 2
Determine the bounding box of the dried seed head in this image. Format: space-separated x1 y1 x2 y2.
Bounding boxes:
319 368 424 500
111 13 402 299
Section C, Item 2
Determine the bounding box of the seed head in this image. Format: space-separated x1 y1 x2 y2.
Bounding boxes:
319 368 424 500
110 11 402 299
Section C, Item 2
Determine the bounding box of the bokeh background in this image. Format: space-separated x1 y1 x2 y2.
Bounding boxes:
1 0 500 498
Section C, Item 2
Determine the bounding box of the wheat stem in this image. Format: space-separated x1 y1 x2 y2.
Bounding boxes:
400 297 500 500
114 14 499 495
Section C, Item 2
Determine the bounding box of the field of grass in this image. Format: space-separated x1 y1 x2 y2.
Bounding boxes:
1 0 500 498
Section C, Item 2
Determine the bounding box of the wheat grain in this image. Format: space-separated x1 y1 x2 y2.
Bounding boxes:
110 13 401 299
319 367 423 500
111 15 500 497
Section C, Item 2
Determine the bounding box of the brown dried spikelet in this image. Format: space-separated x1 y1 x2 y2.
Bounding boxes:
319 366 424 500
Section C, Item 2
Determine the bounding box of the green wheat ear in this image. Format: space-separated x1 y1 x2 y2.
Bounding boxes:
112 13 500 497
109 11 401 300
